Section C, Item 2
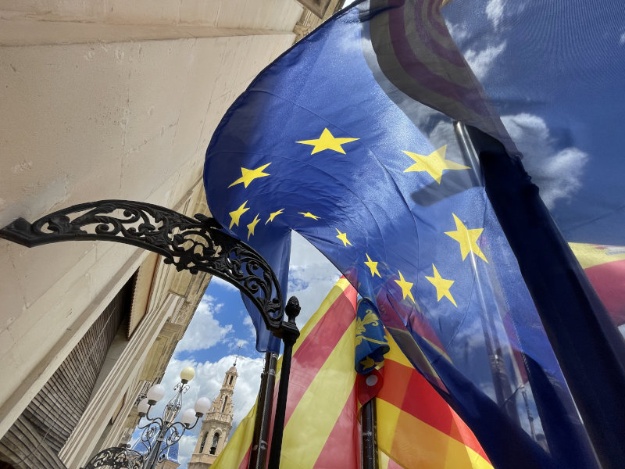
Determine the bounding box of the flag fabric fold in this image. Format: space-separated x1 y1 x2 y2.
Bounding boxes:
204 0 623 466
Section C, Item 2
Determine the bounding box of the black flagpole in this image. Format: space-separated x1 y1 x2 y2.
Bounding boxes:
361 397 378 469
464 124 625 469
249 352 278 469
267 297 300 469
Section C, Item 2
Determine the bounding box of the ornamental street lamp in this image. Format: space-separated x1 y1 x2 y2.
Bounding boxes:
83 367 210 469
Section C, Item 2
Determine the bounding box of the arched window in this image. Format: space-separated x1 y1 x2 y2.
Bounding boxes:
229 375 234 385
210 432 220 455
221 395 228 413
199 432 208 453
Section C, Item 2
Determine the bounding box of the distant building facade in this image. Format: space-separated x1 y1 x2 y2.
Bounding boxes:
188 363 239 469
0 1 343 468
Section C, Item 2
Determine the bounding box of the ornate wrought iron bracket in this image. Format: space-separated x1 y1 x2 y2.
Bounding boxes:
82 446 144 469
0 200 285 332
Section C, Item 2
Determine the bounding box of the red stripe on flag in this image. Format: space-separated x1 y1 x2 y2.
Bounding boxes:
585 259 625 326
237 447 252 469
379 359 488 461
313 385 361 469
282 289 357 424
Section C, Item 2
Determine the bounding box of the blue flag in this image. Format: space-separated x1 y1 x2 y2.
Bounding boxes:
355 299 389 374
203 0 624 467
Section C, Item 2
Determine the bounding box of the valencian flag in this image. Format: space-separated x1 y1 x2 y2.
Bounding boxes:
355 299 388 405
204 0 625 467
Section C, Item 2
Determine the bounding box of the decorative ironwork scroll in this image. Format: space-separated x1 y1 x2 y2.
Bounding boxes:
0 200 284 331
83 446 144 469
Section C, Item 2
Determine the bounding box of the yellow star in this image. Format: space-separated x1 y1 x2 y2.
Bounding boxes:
247 214 261 240
297 128 359 155
266 209 284 224
228 163 271 188
360 356 376 371
445 213 488 262
229 201 250 229
364 254 381 277
403 145 469 184
336 229 352 246
299 211 320 220
395 271 415 303
425 264 457 307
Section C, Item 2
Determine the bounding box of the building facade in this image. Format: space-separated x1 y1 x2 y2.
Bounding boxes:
0 1 343 468
188 363 238 469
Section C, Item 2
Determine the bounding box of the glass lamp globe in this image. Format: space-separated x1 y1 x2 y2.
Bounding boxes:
137 398 150 416
146 384 165 404
194 397 211 416
179 367 195 383
180 408 197 428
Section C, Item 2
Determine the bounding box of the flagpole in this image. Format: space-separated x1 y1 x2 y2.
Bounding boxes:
267 297 301 469
361 398 378 469
249 351 278 469
463 123 625 469
455 123 522 424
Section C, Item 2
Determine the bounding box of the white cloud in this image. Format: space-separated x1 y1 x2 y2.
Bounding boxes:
486 0 505 29
242 315 256 340
209 275 240 292
145 354 265 468
288 231 341 327
177 434 197 468
620 31 625 45
463 42 507 80
446 21 469 44
501 113 588 208
174 295 233 354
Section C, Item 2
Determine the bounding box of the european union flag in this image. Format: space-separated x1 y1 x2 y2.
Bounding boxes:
204 0 624 467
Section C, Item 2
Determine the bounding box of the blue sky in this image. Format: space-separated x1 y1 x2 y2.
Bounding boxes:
139 233 340 468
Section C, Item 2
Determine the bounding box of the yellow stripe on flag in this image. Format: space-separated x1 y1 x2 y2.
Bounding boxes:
377 400 491 469
214 277 356 469
291 276 351 356
569 242 625 269
280 319 357 468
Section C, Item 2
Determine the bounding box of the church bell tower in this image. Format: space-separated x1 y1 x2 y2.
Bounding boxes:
188 362 238 468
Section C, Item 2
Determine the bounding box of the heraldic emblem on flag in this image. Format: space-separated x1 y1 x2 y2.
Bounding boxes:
204 0 625 467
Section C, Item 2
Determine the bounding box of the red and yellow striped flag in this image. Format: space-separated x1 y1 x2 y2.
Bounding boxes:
212 277 360 469
214 277 491 468
376 332 492 469
570 242 625 326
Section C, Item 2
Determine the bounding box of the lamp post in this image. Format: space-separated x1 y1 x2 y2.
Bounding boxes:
83 367 210 469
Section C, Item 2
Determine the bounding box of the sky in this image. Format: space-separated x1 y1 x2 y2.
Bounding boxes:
135 232 340 469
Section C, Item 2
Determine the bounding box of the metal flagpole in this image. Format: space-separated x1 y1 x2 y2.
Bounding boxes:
462 123 625 469
249 352 278 469
361 398 378 469
267 298 301 469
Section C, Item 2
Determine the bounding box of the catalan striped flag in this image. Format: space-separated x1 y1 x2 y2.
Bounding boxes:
376 332 492 469
212 277 360 469
570 243 625 327
356 300 491 468
216 277 492 468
